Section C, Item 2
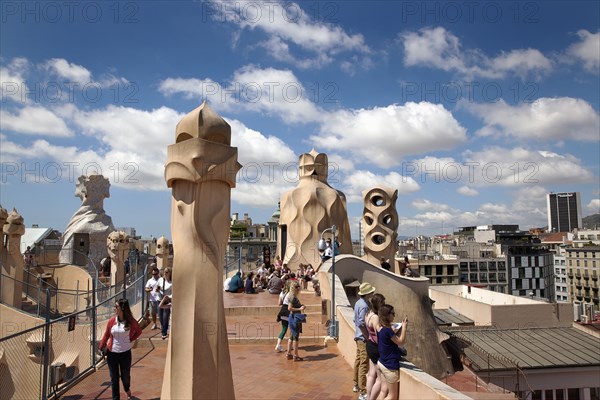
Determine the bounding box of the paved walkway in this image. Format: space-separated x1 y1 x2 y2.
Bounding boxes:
61 289 356 400
60 288 508 400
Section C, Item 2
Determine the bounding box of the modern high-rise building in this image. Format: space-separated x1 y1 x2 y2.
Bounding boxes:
547 192 582 232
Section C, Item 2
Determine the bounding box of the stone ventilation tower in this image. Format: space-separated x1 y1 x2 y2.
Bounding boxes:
362 187 399 271
156 236 170 272
107 230 129 287
162 101 241 400
59 174 115 266
1 208 25 307
278 149 352 269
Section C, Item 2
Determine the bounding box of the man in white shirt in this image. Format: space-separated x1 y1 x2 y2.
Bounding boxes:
257 263 269 288
145 267 162 329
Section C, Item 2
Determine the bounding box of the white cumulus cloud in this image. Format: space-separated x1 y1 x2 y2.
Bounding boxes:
313 102 467 167
158 66 322 123
207 0 371 69
457 186 479 196
566 29 600 73
462 146 596 186
44 58 92 84
401 26 552 79
342 170 420 203
586 199 600 214
0 106 72 137
464 98 600 142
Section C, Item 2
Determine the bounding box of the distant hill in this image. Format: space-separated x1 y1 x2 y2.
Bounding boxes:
583 214 600 229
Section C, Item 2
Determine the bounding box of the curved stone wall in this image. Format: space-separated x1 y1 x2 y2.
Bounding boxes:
319 254 453 379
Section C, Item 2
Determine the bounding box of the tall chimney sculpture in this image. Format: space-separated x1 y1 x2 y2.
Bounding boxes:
161 102 241 399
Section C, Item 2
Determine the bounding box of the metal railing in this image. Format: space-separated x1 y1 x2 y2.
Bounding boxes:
0 270 147 400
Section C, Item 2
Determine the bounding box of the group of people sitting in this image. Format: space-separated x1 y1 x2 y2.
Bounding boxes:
224 260 318 295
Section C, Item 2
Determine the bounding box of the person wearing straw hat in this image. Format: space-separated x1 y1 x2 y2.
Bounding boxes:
353 282 376 400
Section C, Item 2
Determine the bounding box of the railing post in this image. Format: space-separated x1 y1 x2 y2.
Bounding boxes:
75 280 80 312
141 265 147 318
37 277 41 317
41 288 51 400
92 267 98 367
55 276 59 313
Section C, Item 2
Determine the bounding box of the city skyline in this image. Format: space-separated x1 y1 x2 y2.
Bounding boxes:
1 1 599 240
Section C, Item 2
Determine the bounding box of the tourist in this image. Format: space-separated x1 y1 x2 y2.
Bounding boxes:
322 238 333 262
99 298 142 400
227 271 244 293
245 271 256 294
377 304 408 400
144 267 162 330
303 264 314 290
159 294 172 336
253 272 265 291
288 271 296 282
157 267 173 340
298 263 307 289
223 275 232 292
333 236 341 256
267 270 284 294
380 257 391 272
286 282 305 361
257 263 269 288
366 293 387 400
275 279 291 352
401 257 418 277
23 246 34 268
353 282 376 400
274 255 283 270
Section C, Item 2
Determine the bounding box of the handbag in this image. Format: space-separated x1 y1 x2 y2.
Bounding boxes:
159 295 172 309
295 313 307 323
276 304 290 322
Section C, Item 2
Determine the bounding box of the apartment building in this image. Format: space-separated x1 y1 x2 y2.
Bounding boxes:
411 256 459 285
458 257 509 293
565 246 600 309
554 251 569 302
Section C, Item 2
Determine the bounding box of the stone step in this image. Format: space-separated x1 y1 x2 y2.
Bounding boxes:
225 304 322 316
134 330 330 349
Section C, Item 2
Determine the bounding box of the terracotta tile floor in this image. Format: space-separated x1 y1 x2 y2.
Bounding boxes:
61 289 356 400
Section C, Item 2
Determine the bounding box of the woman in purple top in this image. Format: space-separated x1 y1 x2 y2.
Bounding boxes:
376 304 408 400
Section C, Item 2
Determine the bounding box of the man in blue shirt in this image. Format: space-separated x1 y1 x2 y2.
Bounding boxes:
227 271 244 293
353 282 375 400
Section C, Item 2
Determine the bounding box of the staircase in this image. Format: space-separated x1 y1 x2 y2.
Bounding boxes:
21 295 37 314
135 288 327 348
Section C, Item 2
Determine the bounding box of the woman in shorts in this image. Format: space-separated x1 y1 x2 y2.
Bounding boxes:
377 304 408 400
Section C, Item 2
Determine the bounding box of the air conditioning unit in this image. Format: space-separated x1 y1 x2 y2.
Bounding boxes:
50 362 66 386
582 315 590 324
573 303 583 321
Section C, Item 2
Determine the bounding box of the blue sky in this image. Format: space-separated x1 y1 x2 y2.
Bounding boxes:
1 0 599 240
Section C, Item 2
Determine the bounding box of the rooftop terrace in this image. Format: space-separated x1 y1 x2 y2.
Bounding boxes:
59 288 508 400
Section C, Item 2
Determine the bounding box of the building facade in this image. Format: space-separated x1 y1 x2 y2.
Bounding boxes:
547 192 582 233
566 246 600 311
413 256 460 285
458 257 509 293
554 252 569 303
